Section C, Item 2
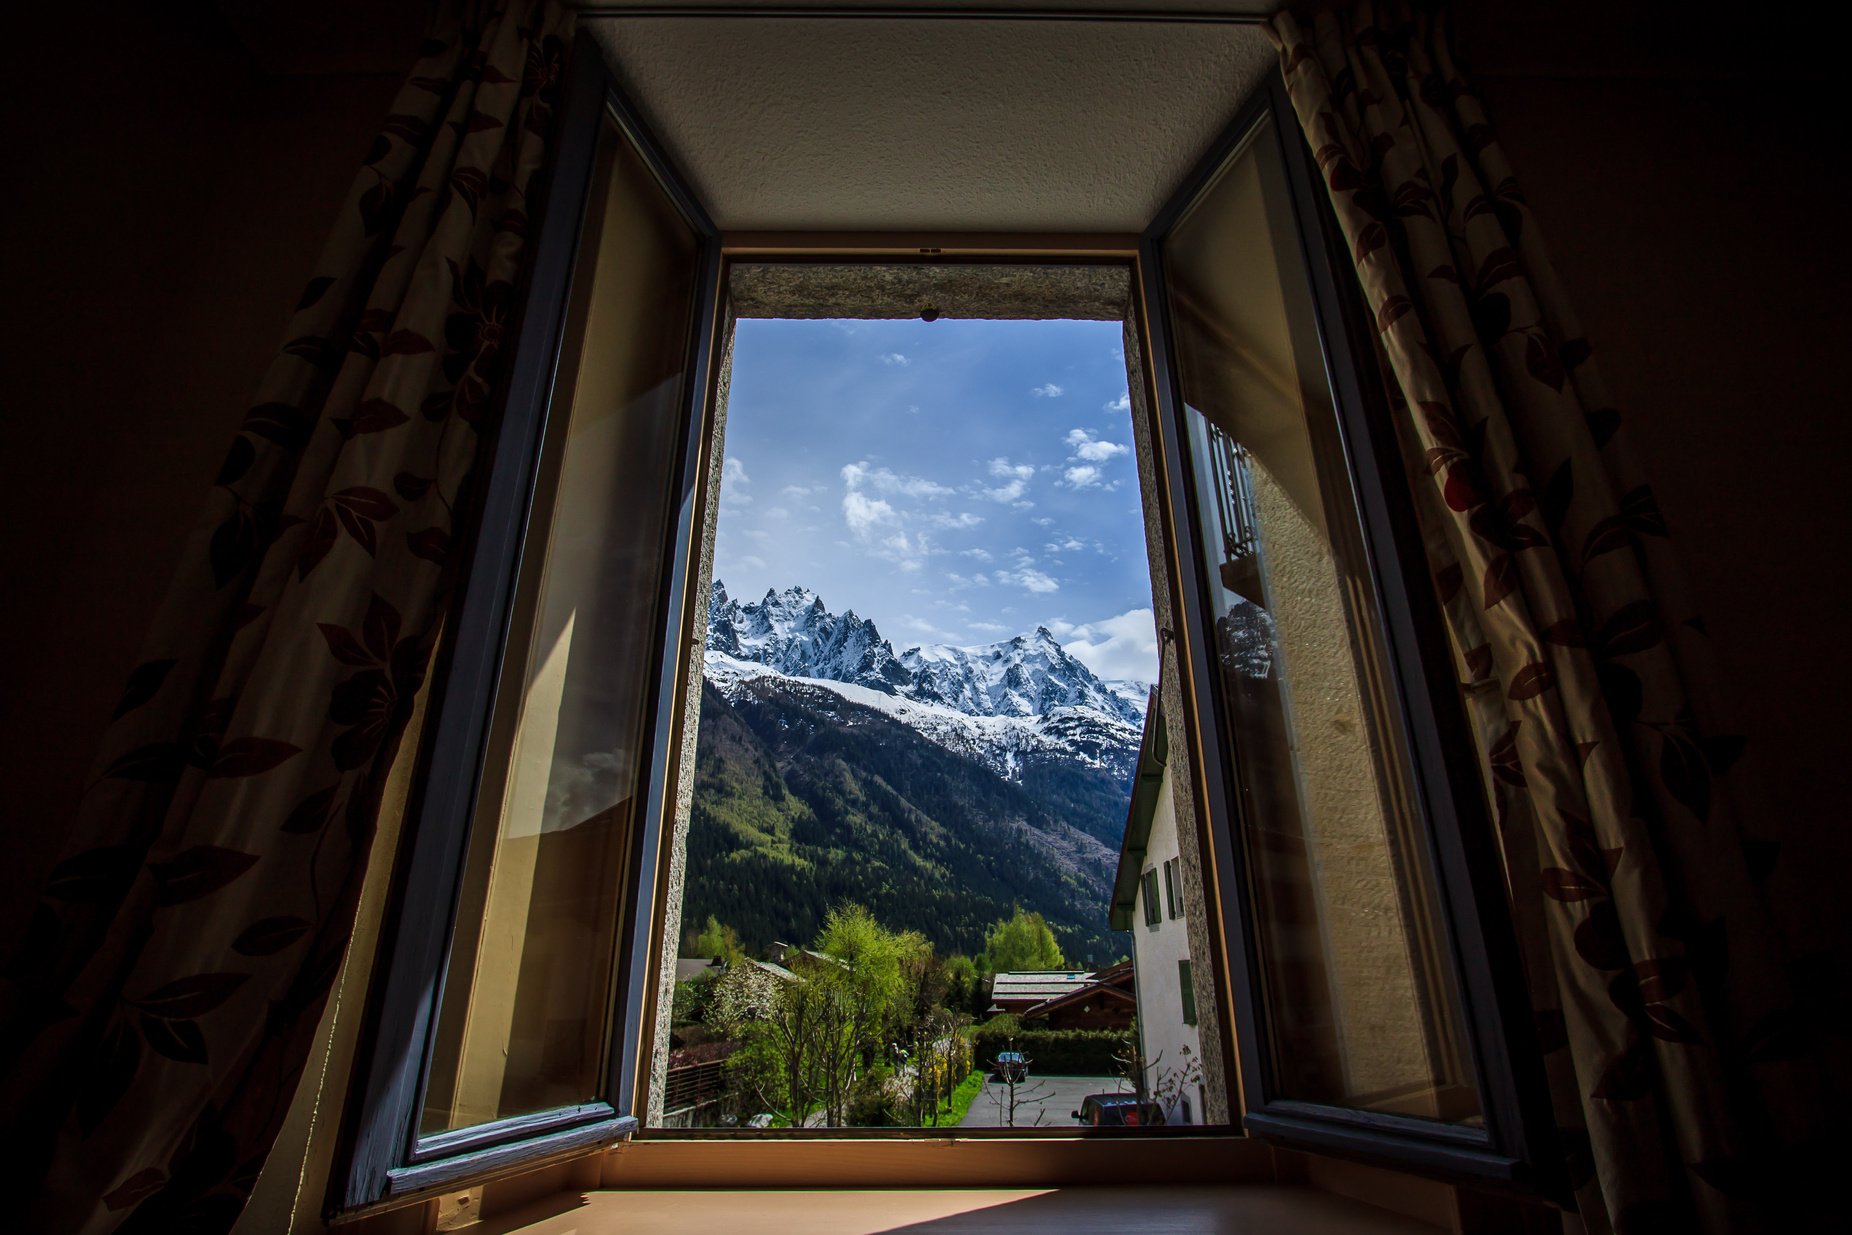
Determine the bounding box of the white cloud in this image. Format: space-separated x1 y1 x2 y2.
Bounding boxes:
927 510 984 530
881 352 911 366
1031 383 1064 398
1031 516 1055 528
765 506 790 520
1063 464 1103 488
1066 428 1129 463
842 489 896 536
960 548 993 562
781 483 820 499
1046 608 1159 683
982 457 1036 501
1103 392 1131 413
996 567 1060 594
969 621 1007 634
737 554 767 570
722 455 752 506
902 614 956 640
843 460 953 499
838 460 950 572
1045 537 1086 553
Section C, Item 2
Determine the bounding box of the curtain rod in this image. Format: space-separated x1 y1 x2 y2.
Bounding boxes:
570 6 1274 24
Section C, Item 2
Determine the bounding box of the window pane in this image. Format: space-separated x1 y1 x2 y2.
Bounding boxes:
1162 112 1482 1126
419 111 700 1136
1143 869 1162 927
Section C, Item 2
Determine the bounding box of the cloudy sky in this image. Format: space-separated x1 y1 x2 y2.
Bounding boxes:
711 316 1159 685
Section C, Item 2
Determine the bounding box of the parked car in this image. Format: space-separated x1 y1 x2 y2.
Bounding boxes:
991 1050 1028 1082
1072 1093 1165 1127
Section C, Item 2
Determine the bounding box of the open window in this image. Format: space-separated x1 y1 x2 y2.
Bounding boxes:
1140 78 1557 1186
333 30 1555 1218
333 38 721 1210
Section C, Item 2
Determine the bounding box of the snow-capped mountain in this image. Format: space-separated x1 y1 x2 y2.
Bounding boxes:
899 631 1142 725
704 582 1148 787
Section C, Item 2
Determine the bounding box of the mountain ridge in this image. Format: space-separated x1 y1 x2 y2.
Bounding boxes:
707 580 1148 722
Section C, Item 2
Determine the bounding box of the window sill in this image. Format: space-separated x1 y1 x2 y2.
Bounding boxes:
472 1184 1451 1234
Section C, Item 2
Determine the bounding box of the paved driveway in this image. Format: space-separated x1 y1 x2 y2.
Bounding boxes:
956 1074 1129 1128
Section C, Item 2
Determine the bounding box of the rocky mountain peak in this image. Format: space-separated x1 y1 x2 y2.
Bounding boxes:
707 580 1146 726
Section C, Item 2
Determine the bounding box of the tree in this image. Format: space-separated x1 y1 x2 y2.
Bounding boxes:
982 908 1065 972
808 904 915 1125
941 953 981 1014
688 914 745 967
985 1037 1053 1127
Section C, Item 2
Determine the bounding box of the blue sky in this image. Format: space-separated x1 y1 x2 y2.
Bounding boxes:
711 317 1159 685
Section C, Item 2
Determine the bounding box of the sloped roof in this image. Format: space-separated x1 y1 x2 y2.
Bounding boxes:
1111 689 1168 932
990 970 1098 1004
1022 980 1137 1023
676 957 718 983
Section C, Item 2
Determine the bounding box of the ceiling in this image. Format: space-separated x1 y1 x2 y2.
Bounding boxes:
582 9 1279 233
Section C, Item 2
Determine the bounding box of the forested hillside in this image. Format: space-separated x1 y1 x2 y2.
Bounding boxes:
684 677 1123 966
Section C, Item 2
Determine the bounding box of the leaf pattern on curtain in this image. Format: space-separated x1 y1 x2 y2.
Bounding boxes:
1269 5 1833 1233
0 4 570 1231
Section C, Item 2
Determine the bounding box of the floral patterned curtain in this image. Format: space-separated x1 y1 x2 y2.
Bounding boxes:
1268 5 1835 1232
0 3 570 1230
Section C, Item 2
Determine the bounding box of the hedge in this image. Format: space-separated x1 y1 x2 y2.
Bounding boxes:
971 1027 1127 1077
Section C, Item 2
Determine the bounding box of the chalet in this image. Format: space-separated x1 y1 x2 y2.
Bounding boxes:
1018 959 1137 1031
986 969 1097 1017
1111 695 1204 1124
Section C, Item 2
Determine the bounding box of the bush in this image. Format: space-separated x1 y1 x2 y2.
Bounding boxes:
972 1027 1127 1077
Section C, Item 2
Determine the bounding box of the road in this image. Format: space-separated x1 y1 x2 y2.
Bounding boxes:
956 1074 1129 1128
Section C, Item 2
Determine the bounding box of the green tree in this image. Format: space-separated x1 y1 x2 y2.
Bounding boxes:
982 908 1065 972
689 915 745 966
942 953 981 1014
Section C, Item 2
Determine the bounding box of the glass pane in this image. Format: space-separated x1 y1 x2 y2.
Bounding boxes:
1163 112 1482 1125
420 111 700 1135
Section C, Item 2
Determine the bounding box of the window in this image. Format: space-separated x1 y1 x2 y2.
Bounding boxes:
334 30 1556 1214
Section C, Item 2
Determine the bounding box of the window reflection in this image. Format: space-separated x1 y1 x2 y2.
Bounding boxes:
420 114 699 1135
1166 113 1481 1125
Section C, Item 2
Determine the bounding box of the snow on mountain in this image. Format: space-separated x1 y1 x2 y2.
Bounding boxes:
897 628 1142 726
704 581 1146 784
707 582 912 694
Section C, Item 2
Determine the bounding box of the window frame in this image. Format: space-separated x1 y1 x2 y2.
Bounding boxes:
1137 75 1561 1192
330 32 724 1215
328 37 1564 1213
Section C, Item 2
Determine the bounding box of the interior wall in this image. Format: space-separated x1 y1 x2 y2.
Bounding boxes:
0 3 405 942
1454 2 1850 949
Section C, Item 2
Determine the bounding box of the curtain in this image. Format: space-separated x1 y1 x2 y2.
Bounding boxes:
0 3 570 1230
1269 5 1835 1233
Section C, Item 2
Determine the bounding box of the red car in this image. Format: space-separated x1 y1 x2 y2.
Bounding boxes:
1072 1093 1165 1127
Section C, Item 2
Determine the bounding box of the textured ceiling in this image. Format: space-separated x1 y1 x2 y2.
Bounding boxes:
583 13 1278 232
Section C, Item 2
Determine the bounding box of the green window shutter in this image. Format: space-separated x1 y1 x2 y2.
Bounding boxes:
1143 869 1161 926
1179 958 1197 1025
